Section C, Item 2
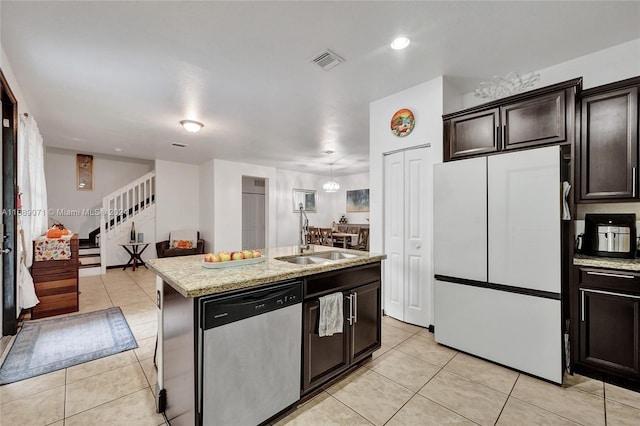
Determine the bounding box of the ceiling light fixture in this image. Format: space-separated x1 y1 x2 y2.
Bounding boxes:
323 163 340 193
180 120 204 133
390 36 410 50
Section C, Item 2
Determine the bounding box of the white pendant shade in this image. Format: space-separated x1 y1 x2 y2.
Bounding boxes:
323 162 340 192
323 181 340 192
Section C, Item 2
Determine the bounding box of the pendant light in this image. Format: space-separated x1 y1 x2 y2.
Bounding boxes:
323 163 340 193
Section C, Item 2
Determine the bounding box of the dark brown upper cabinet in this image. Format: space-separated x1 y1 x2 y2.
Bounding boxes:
502 90 567 149
445 108 500 159
443 78 580 162
578 78 639 202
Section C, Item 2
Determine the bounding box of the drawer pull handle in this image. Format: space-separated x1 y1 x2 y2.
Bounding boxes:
580 287 640 299
586 271 634 279
580 290 585 322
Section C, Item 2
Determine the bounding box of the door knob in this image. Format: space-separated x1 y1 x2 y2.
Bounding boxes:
1 248 11 254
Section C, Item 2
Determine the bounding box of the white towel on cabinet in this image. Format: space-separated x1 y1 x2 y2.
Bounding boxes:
318 292 344 337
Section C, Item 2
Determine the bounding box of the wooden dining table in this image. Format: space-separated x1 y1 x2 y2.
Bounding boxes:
331 232 359 249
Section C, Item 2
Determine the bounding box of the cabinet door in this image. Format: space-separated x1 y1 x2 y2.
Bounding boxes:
502 90 569 150
302 299 349 393
446 108 500 160
579 86 638 200
579 288 640 377
350 281 381 364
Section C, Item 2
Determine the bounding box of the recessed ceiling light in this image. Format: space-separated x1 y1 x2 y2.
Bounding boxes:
390 36 410 50
114 148 122 152
180 120 204 133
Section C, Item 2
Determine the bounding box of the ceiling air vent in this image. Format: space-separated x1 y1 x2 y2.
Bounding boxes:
312 49 345 71
254 179 265 187
171 142 188 148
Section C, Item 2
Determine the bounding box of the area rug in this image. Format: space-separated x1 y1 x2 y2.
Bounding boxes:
0 307 138 385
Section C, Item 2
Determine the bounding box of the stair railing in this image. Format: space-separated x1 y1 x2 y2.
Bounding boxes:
100 171 156 274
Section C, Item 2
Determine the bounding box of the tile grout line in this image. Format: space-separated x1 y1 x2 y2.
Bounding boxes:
492 373 519 425
603 381 608 426
411 352 489 425
325 391 375 425
63 383 151 421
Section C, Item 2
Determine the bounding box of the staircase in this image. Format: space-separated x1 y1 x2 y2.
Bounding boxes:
77 171 156 276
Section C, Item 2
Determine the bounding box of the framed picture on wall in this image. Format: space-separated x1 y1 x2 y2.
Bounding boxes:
293 189 317 212
346 189 369 212
76 154 93 191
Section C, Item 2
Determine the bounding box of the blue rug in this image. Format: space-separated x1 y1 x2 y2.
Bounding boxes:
0 307 138 385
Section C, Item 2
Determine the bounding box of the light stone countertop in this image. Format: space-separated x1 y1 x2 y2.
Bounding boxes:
573 253 640 272
147 245 386 298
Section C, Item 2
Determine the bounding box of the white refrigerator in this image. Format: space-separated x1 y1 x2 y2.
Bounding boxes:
433 145 563 384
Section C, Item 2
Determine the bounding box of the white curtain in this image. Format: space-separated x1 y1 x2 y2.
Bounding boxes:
16 114 48 314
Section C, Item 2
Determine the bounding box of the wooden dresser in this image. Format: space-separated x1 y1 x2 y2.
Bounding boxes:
31 234 79 319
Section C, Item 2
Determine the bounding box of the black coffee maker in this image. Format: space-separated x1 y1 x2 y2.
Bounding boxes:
582 213 636 258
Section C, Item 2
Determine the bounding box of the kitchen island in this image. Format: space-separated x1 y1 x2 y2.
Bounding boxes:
147 245 385 426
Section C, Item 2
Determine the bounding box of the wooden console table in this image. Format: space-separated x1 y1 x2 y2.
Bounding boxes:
30 234 79 319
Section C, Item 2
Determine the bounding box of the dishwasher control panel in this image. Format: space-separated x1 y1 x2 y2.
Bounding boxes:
201 281 302 330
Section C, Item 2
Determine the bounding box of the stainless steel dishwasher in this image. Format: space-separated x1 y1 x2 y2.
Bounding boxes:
199 281 302 425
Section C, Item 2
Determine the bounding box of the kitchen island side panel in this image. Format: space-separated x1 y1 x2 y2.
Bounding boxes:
163 281 197 426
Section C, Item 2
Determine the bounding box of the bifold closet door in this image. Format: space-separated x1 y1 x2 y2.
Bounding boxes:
383 147 430 327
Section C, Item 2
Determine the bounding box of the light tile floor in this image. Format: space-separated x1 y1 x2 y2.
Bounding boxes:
1 269 639 425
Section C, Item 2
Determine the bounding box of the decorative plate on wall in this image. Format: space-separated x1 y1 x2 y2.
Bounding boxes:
390 108 415 137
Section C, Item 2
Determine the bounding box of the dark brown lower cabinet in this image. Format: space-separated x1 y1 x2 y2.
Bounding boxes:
579 288 640 376
302 279 381 394
573 267 640 386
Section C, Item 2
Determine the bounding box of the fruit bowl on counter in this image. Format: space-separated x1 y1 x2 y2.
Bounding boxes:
202 250 265 269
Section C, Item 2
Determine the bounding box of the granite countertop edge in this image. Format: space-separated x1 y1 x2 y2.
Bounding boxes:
148 245 386 298
573 253 640 272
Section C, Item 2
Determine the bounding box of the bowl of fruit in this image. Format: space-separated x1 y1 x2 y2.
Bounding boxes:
202 249 264 268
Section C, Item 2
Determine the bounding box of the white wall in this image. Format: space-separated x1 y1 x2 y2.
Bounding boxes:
105 206 156 266
155 160 200 245
44 148 154 237
461 38 640 109
369 76 444 324
275 169 336 247
199 159 215 253
212 159 277 252
333 172 370 225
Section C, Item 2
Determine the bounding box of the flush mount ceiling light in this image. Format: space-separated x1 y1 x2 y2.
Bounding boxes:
180 120 204 133
323 163 340 193
390 36 410 50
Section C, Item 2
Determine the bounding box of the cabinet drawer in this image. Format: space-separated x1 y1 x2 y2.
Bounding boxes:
579 268 640 295
33 269 77 282
32 292 78 319
304 263 381 299
34 278 78 297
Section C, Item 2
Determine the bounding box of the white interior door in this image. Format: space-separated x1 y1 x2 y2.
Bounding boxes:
242 193 265 250
383 147 430 327
384 152 405 320
433 157 487 282
488 146 561 293
403 148 430 326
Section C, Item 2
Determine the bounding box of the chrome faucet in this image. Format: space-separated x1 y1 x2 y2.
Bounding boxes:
298 203 309 251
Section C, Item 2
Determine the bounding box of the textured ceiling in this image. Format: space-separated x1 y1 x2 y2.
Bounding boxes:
2 1 639 176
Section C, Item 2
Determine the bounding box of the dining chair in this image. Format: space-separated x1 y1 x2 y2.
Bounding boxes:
350 227 370 251
319 228 334 246
308 227 321 244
